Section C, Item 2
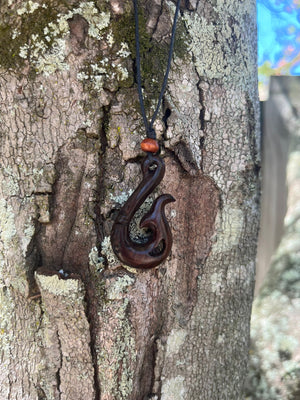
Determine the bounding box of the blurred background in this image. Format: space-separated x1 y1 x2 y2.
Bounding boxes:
245 1 300 398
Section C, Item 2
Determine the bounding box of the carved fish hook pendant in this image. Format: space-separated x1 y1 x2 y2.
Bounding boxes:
111 154 175 269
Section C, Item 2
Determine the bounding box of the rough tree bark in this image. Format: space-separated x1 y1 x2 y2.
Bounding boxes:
0 1 260 399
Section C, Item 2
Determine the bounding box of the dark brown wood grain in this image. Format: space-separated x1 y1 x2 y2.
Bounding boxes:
110 154 175 269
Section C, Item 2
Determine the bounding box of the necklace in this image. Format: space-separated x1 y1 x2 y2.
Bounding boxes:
110 0 181 269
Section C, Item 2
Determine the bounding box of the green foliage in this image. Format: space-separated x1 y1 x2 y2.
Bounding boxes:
258 61 275 77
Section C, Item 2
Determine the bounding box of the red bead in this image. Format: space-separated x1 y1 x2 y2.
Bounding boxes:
141 138 159 153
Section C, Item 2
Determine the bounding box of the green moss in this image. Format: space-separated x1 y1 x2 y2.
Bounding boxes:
0 24 19 70
0 0 70 71
1 0 188 102
110 7 189 110
258 61 274 78
76 39 132 94
174 19 191 61
0 1 112 76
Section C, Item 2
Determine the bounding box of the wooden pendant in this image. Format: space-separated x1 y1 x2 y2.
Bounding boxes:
110 154 175 269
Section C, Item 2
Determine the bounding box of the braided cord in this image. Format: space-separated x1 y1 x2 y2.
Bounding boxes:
133 0 181 139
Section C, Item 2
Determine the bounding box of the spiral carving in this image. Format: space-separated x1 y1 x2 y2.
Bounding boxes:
110 154 175 269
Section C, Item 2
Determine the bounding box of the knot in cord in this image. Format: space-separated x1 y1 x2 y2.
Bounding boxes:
147 126 156 140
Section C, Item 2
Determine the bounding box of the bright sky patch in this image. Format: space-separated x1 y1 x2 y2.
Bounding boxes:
257 0 300 99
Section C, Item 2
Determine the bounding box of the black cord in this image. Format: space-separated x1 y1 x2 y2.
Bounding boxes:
133 0 181 140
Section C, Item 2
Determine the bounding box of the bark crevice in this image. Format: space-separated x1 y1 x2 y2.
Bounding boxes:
83 276 102 400
56 329 63 400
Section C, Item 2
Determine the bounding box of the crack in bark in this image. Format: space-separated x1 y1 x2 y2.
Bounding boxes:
61 165 85 271
56 330 62 400
173 141 199 175
36 386 47 400
195 74 207 173
85 104 114 399
151 0 164 37
83 282 102 400
7 369 12 400
148 336 162 400
94 105 110 264
25 218 42 300
162 103 172 132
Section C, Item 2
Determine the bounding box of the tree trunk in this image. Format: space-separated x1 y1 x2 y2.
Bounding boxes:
0 1 260 399
255 77 290 294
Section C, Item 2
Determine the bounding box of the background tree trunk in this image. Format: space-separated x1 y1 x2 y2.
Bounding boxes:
0 1 260 399
245 77 300 400
255 78 291 294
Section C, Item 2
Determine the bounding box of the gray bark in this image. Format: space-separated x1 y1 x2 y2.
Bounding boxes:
0 1 260 399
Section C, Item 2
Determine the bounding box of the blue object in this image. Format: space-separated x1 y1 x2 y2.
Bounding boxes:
257 0 300 75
